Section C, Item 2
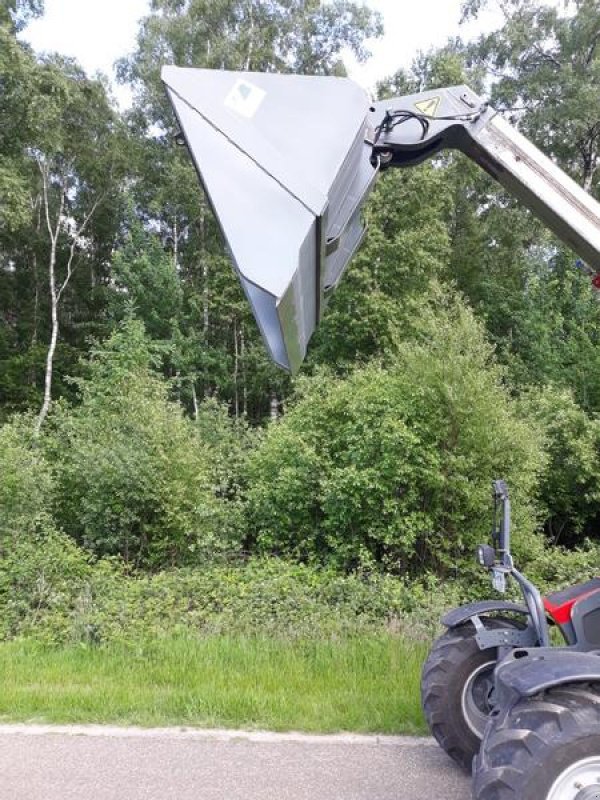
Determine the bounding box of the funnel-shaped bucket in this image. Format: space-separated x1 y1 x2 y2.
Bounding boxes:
162 66 377 373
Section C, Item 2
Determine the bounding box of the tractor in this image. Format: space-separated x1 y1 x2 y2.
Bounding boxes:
423 480 600 798
162 65 600 799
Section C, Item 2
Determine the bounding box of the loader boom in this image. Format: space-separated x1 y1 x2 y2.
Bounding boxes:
161 68 600 372
368 85 600 274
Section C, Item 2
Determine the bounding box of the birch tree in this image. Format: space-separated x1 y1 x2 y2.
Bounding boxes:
30 57 124 433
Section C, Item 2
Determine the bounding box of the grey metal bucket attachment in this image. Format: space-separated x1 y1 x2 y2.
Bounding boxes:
161 66 377 373
163 68 600 373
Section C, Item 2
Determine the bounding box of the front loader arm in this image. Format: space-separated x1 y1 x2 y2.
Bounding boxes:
369 86 600 273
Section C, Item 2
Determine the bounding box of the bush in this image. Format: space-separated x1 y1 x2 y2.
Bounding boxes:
74 559 423 644
0 531 464 646
45 319 247 568
0 519 92 642
0 415 54 538
525 540 600 594
247 295 545 574
519 386 600 547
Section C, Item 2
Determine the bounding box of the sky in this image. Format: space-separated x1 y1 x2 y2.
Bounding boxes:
19 0 547 105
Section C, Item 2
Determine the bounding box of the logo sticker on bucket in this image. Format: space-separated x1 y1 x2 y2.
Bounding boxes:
224 79 266 119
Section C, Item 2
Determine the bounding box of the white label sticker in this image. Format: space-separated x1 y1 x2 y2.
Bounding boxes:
224 79 266 119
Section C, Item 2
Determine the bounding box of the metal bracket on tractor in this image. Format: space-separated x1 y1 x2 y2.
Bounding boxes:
473 619 537 650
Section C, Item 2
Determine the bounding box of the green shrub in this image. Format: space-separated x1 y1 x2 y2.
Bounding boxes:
45 319 247 568
247 296 545 574
0 519 92 642
525 540 600 594
519 386 600 547
74 559 421 644
0 527 465 646
0 415 54 538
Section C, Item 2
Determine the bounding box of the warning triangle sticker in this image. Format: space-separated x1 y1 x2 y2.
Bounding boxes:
415 96 441 117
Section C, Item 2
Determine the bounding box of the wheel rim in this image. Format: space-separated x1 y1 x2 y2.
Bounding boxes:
460 659 496 739
548 756 600 800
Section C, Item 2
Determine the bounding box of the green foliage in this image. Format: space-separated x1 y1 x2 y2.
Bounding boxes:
497 257 600 410
377 39 485 99
0 516 461 646
45 319 246 567
308 165 452 369
121 0 382 122
0 25 37 233
0 521 92 642
0 0 43 31
464 0 600 193
3 0 600 631
248 292 544 573
519 386 600 546
2 519 597 651
0 23 128 420
0 521 472 648
0 415 54 537
525 539 600 595
72 558 421 646
110 208 183 343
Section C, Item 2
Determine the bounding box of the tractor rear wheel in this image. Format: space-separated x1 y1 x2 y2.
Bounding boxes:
421 618 523 771
473 682 600 799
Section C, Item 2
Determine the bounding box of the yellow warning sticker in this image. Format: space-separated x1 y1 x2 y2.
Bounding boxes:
415 96 441 117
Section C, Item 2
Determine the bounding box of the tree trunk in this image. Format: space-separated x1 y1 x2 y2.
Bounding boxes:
245 0 255 70
581 141 598 193
240 323 247 417
173 218 178 272
191 380 199 420
34 159 102 435
233 317 240 418
200 207 209 335
270 392 280 422
34 239 59 436
583 162 596 193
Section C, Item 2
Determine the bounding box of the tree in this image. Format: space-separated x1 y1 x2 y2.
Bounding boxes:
0 0 43 32
519 386 600 547
120 0 382 124
307 163 453 370
29 57 126 433
0 25 36 234
462 0 600 194
451 0 600 402
109 204 183 344
0 414 54 540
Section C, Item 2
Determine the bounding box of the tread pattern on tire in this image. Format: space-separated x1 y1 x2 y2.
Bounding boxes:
421 617 523 771
473 682 600 800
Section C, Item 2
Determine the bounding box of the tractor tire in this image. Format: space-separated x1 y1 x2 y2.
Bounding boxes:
421 618 523 771
473 682 600 799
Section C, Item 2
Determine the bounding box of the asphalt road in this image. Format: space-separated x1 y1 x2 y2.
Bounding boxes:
0 725 470 800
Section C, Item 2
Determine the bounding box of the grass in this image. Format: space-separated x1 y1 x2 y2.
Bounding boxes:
0 635 428 734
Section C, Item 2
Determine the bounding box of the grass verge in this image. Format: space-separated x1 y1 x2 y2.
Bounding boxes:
0 635 428 734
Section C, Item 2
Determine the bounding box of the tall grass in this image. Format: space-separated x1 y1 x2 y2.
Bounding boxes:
0 635 428 733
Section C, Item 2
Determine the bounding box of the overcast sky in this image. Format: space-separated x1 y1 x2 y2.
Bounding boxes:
19 0 544 105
